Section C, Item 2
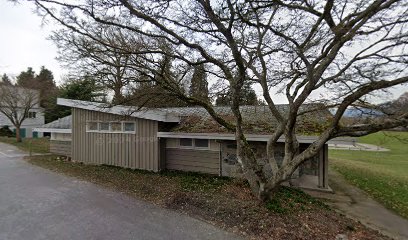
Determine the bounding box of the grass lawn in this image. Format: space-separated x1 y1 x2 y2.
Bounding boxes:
330 131 408 219
0 137 50 154
25 155 387 240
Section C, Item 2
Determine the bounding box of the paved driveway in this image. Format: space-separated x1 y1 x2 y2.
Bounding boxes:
0 142 240 240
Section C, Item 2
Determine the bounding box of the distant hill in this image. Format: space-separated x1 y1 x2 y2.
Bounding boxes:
329 92 408 118
329 107 383 118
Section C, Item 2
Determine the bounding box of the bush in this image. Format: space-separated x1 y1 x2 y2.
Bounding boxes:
0 126 15 137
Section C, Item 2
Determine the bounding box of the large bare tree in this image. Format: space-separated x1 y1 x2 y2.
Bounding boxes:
51 23 143 104
24 0 408 200
0 86 40 142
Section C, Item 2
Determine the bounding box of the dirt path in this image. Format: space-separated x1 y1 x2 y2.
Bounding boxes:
306 170 408 240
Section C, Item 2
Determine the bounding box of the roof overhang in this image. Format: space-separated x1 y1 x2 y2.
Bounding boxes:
33 128 72 134
57 98 180 122
158 132 355 144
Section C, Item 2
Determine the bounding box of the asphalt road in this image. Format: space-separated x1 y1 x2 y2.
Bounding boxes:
0 142 240 240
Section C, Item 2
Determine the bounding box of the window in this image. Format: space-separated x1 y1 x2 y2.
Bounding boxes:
179 138 209 149
179 138 193 147
111 122 122 132
86 121 136 133
194 139 209 148
124 122 135 132
99 122 109 131
27 112 36 119
88 122 98 131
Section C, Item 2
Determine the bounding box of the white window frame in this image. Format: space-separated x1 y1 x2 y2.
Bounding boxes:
86 121 137 134
122 121 136 133
87 121 99 132
99 122 110 132
26 111 37 119
178 138 210 150
28 111 37 119
110 121 123 132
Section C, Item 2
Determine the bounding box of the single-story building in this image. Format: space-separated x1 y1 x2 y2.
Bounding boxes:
35 98 354 191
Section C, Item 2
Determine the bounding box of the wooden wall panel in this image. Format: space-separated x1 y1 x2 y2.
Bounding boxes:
165 148 220 175
71 108 159 171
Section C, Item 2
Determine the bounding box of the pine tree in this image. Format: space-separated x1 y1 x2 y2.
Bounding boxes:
240 81 258 105
215 81 258 106
16 67 36 87
35 66 58 107
189 64 209 104
0 74 12 85
46 77 106 122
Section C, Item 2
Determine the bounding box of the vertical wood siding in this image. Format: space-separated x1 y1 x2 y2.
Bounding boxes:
165 148 220 175
71 108 159 171
50 140 71 157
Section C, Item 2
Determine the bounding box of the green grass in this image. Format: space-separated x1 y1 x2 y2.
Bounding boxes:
330 131 408 218
0 137 50 153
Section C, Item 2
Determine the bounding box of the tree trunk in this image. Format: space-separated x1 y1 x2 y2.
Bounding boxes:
236 139 271 201
239 146 299 201
112 86 124 105
15 126 22 143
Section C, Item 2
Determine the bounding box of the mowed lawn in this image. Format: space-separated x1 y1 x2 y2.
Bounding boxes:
330 131 408 219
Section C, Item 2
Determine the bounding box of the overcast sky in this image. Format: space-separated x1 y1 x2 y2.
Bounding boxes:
0 1 64 85
0 1 406 103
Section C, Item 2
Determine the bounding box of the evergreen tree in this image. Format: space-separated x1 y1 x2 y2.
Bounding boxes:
0 74 12 85
126 53 187 108
240 81 258 105
16 67 36 87
215 82 259 106
189 64 209 103
46 77 106 121
15 66 58 122
35 66 58 108
215 92 230 106
36 66 55 87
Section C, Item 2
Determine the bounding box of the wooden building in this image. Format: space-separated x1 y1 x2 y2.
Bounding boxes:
35 98 351 191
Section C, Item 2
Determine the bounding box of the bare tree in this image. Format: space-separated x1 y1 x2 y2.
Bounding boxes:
25 0 408 200
51 24 144 104
0 86 40 142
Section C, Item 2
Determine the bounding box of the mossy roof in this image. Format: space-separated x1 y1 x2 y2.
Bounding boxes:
162 105 332 135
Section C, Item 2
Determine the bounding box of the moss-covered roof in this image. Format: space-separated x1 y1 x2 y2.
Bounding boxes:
162 105 332 135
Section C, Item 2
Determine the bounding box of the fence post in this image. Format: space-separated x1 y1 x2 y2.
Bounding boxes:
29 140 32 157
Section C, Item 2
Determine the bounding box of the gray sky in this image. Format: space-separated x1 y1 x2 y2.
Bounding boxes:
0 1 64 85
0 1 406 103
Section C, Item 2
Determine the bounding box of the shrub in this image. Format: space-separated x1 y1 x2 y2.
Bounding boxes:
0 126 15 137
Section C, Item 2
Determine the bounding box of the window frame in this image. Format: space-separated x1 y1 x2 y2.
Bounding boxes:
179 138 194 148
178 138 210 150
194 139 210 149
86 121 137 134
87 121 99 132
123 121 136 133
99 122 110 132
110 121 123 132
27 111 37 119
